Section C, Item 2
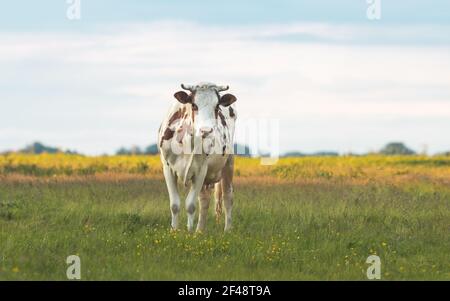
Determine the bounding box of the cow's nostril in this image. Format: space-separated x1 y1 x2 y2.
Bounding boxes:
200 127 213 137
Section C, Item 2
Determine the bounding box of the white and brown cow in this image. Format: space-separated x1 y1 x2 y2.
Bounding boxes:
158 82 237 232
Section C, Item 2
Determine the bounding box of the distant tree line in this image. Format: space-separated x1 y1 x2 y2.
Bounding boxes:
283 151 339 157
2 142 79 155
2 141 449 157
378 142 416 155
116 144 158 155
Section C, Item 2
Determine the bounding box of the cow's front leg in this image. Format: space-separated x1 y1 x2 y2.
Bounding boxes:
196 185 212 233
185 164 207 232
163 163 181 230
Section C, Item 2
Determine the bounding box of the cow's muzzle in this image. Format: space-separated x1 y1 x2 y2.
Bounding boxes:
200 127 213 138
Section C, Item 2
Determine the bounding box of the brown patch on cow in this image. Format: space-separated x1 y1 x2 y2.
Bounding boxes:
168 110 180 125
229 107 235 118
176 122 192 143
215 106 227 126
215 105 221 120
168 108 184 126
160 127 175 147
218 110 227 127
190 103 197 123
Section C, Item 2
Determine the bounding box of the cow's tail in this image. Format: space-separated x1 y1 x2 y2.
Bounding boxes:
214 182 223 222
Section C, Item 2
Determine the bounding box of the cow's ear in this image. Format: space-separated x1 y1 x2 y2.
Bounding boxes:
219 94 237 107
174 91 191 104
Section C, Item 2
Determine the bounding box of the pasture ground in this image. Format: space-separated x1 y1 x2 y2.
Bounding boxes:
0 155 449 280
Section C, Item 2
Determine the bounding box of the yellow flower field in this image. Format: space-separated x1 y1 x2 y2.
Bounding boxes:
1 153 449 184
0 153 449 280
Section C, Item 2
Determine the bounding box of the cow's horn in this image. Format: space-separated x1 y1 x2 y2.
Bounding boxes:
215 85 229 92
181 84 195 92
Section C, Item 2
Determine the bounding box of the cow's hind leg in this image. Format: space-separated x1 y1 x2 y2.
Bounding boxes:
222 156 234 232
196 185 212 233
163 163 181 230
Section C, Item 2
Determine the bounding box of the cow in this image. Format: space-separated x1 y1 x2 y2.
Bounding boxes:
158 82 237 232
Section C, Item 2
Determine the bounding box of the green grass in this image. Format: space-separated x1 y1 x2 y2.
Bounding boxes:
0 175 449 280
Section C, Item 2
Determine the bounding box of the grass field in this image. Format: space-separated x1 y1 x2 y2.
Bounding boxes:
0 154 449 280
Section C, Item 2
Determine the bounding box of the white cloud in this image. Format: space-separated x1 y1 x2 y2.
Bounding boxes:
1 21 450 154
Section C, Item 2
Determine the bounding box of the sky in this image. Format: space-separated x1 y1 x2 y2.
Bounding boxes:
1 0 450 155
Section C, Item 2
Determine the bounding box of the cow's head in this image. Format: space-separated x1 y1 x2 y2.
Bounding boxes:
174 82 236 140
